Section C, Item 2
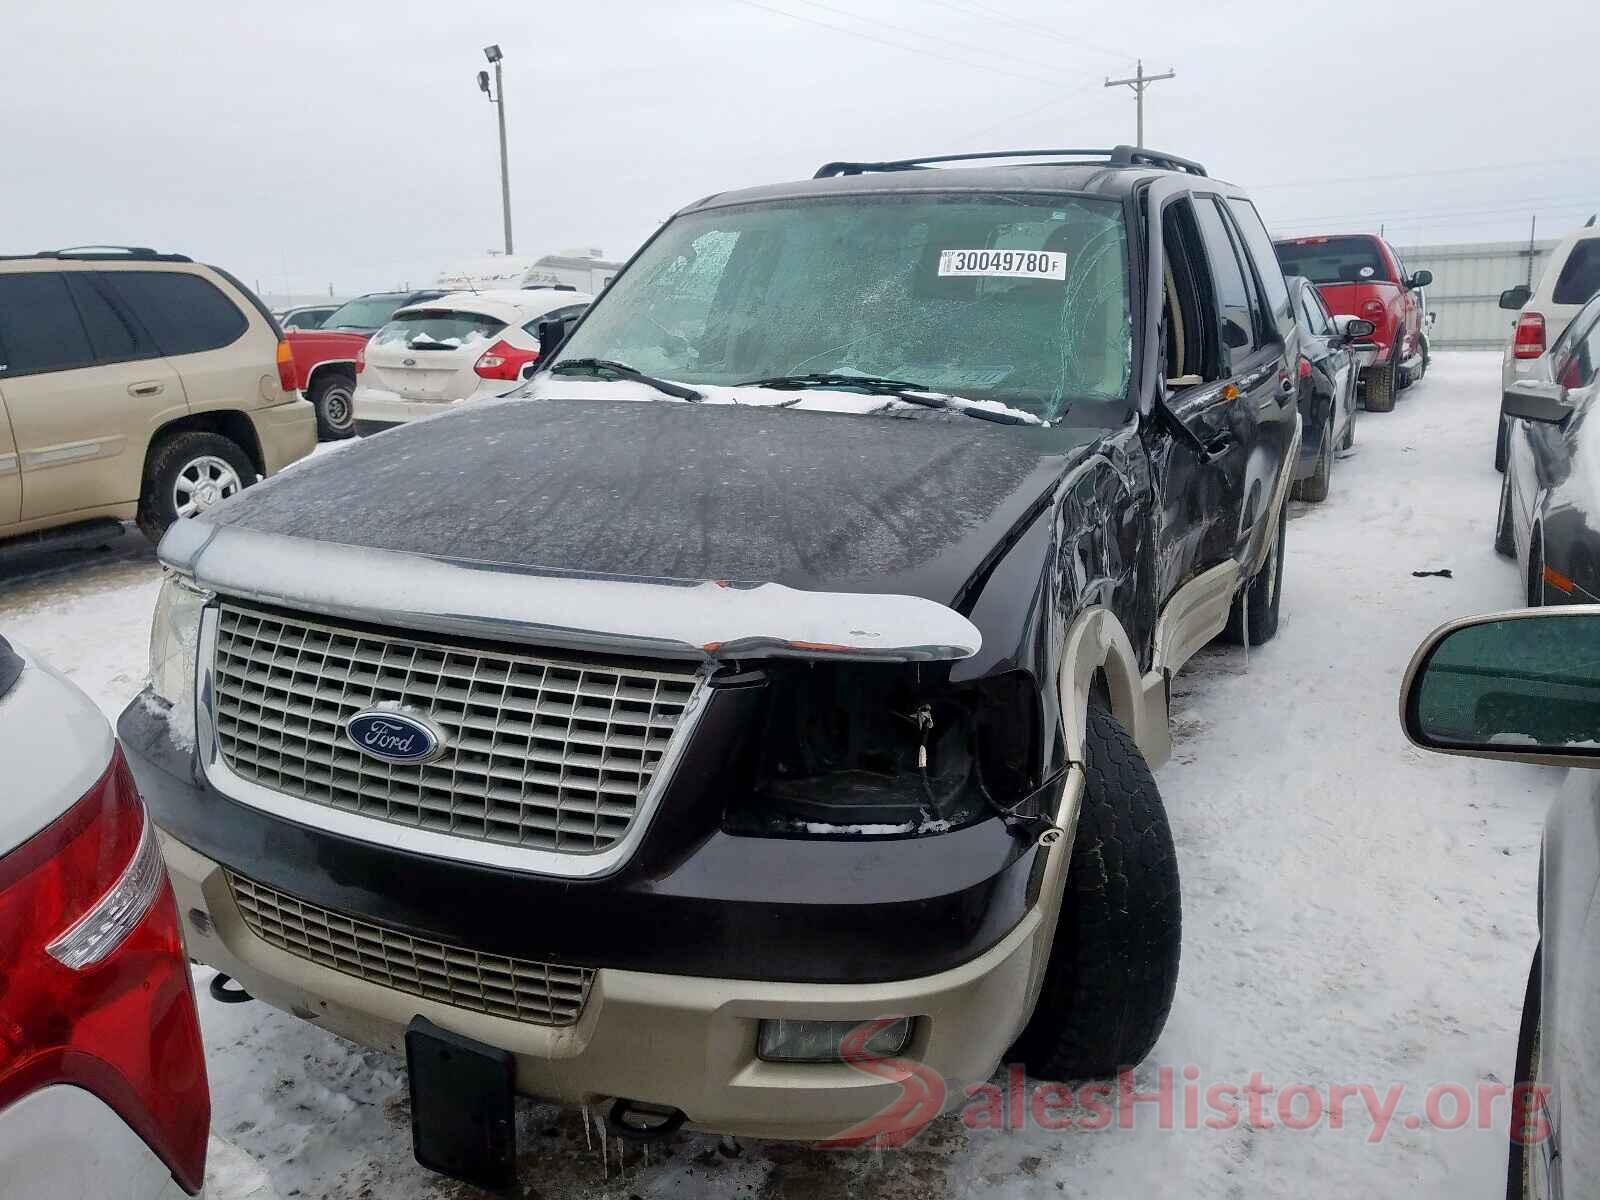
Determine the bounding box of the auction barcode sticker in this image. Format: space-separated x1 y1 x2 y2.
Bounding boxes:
937 249 1067 280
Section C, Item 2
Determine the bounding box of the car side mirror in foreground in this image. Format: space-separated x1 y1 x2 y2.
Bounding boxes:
535 317 568 360
1500 285 1533 311
1408 269 1433 290
1502 379 1572 424
1342 317 1376 340
1401 608 1600 766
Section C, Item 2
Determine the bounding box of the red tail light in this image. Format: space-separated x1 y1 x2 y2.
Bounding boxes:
355 343 367 374
0 748 209 1192
1298 357 1312 380
1515 312 1547 360
275 339 295 392
474 339 539 381
1360 299 1386 320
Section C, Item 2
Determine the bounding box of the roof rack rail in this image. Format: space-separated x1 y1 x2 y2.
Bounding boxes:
813 145 1207 179
3 245 195 263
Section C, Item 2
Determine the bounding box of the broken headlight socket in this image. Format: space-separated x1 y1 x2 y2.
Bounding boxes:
723 665 1040 838
756 1017 914 1064
148 572 212 713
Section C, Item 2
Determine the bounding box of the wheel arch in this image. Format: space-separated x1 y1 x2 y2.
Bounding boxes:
144 411 264 479
305 360 357 394
1059 606 1171 772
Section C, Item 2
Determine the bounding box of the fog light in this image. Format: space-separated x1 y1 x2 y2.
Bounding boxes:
757 1017 913 1063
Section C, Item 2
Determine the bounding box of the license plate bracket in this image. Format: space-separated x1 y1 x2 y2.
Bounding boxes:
405 1016 517 1192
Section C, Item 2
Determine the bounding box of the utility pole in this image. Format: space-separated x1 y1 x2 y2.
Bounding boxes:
1526 214 1538 287
1104 59 1176 148
478 45 514 254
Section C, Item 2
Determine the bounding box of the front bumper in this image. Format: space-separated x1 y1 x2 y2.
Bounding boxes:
159 829 1051 1139
249 398 317 475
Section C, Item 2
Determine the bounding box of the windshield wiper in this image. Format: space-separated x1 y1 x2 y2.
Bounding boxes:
736 372 1041 426
551 358 703 403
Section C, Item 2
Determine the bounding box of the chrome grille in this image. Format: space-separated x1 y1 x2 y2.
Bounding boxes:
228 872 593 1026
210 603 701 855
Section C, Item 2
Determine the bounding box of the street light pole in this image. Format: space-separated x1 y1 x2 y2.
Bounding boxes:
480 45 513 254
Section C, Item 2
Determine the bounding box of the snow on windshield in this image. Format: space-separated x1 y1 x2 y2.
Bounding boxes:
549 194 1131 424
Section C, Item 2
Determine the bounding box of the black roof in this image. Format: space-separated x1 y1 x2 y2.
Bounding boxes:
680 147 1236 217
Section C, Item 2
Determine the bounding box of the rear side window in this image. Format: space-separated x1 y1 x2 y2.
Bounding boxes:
1225 198 1293 342
0 272 96 376
1193 199 1257 355
1274 236 1394 286
68 274 152 363
372 310 506 350
102 271 247 356
1553 240 1600 306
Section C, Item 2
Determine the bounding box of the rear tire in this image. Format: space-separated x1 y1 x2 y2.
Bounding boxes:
1220 502 1287 645
1010 705 1181 1080
1292 413 1333 503
136 431 256 544
309 371 357 441
1365 362 1397 412
1496 416 1510 472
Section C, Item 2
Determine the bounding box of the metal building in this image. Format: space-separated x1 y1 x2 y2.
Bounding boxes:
1396 239 1558 350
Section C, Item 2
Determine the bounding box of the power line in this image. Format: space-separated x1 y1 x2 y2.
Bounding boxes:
1271 196 1598 231
913 0 1138 63
727 0 1065 87
951 80 1120 143
1246 155 1600 192
783 0 1070 78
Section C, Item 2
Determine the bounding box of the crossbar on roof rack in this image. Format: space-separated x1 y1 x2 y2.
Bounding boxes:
814 145 1206 179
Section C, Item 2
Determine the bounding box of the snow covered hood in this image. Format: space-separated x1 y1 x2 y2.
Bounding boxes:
173 397 1101 654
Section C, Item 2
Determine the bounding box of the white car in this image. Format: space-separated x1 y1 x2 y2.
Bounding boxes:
1496 220 1600 468
352 288 590 431
0 636 209 1200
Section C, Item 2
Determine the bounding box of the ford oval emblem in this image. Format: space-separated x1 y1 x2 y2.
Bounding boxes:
345 709 445 764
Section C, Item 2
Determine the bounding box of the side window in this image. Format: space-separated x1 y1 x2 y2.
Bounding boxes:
1160 198 1221 385
68 274 151 364
101 271 248 357
1225 198 1294 344
0 272 96 376
522 305 587 336
1298 287 1331 336
1556 298 1600 388
1192 198 1257 359
1553 240 1600 306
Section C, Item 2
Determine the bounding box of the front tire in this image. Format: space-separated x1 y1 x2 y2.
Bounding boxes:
1292 412 1333 503
1506 946 1543 1200
1010 705 1181 1079
309 371 357 441
1220 502 1287 645
136 432 256 544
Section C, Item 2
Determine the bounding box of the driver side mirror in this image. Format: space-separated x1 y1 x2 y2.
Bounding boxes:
1500 284 1532 311
1402 609 1600 765
1502 378 1573 424
1407 269 1433 290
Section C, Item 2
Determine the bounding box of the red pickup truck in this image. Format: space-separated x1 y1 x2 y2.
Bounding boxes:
1273 234 1432 412
287 289 444 438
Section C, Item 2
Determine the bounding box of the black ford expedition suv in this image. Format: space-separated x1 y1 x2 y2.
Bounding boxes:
120 146 1300 1181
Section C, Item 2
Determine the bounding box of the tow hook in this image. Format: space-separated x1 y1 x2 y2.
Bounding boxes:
606 1098 687 1141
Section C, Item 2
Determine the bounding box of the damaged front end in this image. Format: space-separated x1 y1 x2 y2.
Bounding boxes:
725 661 1045 838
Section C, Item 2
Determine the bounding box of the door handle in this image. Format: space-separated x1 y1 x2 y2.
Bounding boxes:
128 382 164 397
1200 429 1234 464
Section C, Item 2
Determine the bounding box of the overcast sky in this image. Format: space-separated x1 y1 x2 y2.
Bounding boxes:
9 0 1597 300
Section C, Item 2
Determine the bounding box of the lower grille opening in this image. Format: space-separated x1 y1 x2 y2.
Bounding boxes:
227 872 594 1027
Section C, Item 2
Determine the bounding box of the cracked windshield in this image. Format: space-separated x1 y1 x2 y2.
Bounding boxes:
551 193 1130 423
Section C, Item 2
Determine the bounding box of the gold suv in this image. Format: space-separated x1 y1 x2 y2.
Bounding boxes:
0 247 316 547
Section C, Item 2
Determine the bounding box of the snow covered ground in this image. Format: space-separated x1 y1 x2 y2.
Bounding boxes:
0 352 1546 1198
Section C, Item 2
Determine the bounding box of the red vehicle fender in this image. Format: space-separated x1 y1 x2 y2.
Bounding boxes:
284 329 368 391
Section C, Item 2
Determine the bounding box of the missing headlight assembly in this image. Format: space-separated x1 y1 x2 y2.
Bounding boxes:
722 661 1042 838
